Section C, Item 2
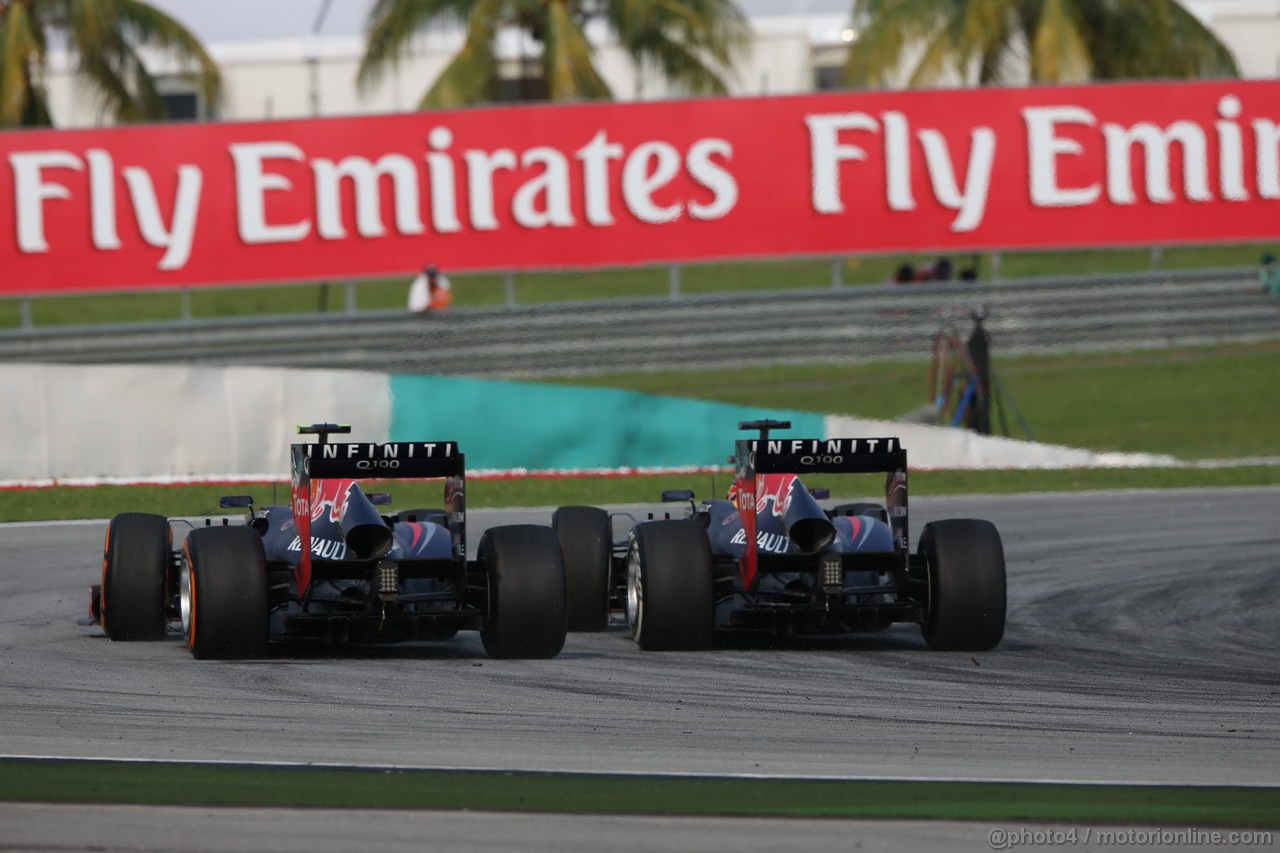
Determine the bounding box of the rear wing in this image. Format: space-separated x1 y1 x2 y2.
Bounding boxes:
294 441 464 479
289 427 466 598
733 422 910 585
746 437 905 475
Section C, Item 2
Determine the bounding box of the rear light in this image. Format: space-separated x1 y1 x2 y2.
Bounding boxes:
819 552 843 594
376 561 399 600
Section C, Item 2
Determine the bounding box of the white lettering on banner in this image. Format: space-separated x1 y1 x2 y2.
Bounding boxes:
1217 96 1248 202
312 153 425 239
122 164 202 269
918 128 995 232
623 141 683 224
1023 106 1101 207
807 112 878 215
10 148 201 268
806 112 995 232
0 125 730 272
11 150 82 253
86 150 121 251
465 147 517 231
1103 121 1211 204
576 131 624 226
514 147 575 228
1255 118 1280 198
229 141 310 244
425 127 462 232
1025 96 1278 207
686 138 737 220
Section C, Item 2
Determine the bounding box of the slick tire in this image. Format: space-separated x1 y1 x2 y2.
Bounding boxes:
626 521 714 651
553 505 612 632
479 525 567 659
919 519 1007 651
101 513 171 641
182 526 269 660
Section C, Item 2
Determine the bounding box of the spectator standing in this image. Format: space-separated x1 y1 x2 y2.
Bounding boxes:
408 264 453 313
1260 253 1280 299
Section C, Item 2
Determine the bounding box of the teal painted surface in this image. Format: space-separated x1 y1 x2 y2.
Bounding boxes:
389 375 826 471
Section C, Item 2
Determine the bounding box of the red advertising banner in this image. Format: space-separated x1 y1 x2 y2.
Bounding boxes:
2 79 1278 295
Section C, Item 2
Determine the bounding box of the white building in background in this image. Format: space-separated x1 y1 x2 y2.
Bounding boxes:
40 0 1280 128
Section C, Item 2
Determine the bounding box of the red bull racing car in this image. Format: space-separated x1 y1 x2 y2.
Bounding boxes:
554 420 1006 651
85 424 567 659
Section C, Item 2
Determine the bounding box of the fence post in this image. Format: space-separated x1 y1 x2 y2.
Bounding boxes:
1150 246 1163 270
830 257 844 289
504 272 517 307
668 264 682 299
20 299 33 330
180 291 193 323
990 251 1002 282
345 280 357 314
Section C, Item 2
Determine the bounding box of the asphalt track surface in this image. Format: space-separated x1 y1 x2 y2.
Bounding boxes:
2 488 1278 850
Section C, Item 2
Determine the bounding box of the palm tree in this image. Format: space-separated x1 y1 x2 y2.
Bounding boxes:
844 0 1238 88
357 0 750 108
0 0 221 128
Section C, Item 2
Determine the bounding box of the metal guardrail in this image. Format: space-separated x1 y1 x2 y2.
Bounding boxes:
1 269 1276 376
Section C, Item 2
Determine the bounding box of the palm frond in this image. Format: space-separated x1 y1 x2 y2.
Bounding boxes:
359 0 481 92
542 0 611 100
1 0 42 126
845 0 952 87
1028 0 1091 82
420 1 503 107
604 0 748 95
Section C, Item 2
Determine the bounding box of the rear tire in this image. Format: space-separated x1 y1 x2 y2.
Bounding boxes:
553 505 612 632
182 526 269 660
101 513 170 641
480 525 567 659
919 519 1006 651
626 521 713 651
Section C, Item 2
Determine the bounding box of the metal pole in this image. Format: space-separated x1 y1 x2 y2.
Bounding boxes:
668 264 682 299
345 280 356 314
990 251 1002 281
309 0 334 116
504 272 517 307
830 257 843 289
180 291 193 323
19 299 33 330
1150 246 1163 270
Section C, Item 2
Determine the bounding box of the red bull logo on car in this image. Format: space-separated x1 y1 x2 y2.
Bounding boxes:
310 479 356 523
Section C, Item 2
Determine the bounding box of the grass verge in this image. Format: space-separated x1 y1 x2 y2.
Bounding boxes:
1 760 1276 825
3 467 1279 523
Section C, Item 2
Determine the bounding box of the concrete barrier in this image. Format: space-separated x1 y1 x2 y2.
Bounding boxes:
0 363 1176 487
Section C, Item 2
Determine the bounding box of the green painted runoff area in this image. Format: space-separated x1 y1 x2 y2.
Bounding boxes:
1 760 1276 824
388 374 824 470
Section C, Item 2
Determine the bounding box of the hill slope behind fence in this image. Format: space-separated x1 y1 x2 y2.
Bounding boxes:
1 270 1275 377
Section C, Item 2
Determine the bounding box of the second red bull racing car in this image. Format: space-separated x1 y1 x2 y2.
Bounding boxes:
554 420 1006 651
